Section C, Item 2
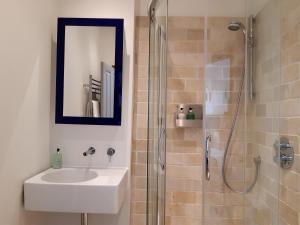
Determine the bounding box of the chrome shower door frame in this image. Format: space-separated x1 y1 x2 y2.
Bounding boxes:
147 1 168 225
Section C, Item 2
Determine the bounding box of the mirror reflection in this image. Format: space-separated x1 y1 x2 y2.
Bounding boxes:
63 26 116 118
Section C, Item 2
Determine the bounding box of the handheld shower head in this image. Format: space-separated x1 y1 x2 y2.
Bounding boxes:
228 21 246 36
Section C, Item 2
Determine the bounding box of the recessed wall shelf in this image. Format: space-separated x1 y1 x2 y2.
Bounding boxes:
175 104 203 128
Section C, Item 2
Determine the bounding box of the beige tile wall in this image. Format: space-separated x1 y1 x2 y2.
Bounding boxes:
279 1 300 225
245 1 281 225
246 1 300 225
132 16 206 225
204 17 246 225
132 15 246 225
165 16 204 225
133 7 300 224
131 16 149 225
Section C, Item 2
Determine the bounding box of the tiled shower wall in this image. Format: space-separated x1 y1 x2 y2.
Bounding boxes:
246 1 300 225
132 2 300 225
131 16 246 225
279 0 300 224
131 16 149 225
245 1 281 225
204 17 246 225
165 16 204 225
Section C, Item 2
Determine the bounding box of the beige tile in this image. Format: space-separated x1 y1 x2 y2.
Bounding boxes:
168 217 201 225
279 201 299 225
136 53 149 66
171 92 199 104
136 41 149 54
131 214 146 225
282 63 300 83
135 65 148 78
290 80 300 97
133 140 147 151
132 164 146 176
135 102 148 114
288 44 300 64
135 177 147 189
132 202 147 214
168 79 185 90
170 53 204 67
135 27 149 41
136 91 148 102
136 16 149 28
169 66 203 78
167 128 185 140
136 78 148 91
167 165 202 179
168 28 187 41
132 189 147 202
168 41 204 54
187 29 204 40
166 203 202 217
185 79 204 91
171 191 201 204
168 17 204 29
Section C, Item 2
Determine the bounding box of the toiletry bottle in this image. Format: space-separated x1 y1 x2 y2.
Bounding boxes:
186 108 196 120
51 148 63 169
177 107 186 119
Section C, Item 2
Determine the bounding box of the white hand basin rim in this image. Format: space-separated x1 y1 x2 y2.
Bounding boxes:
25 167 128 186
41 170 98 183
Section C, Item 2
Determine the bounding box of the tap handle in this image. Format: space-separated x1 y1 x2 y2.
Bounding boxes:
107 148 116 162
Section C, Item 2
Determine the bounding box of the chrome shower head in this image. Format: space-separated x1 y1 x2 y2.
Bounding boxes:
228 21 246 36
228 22 241 31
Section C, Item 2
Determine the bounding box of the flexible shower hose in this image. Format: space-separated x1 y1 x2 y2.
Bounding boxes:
221 68 261 193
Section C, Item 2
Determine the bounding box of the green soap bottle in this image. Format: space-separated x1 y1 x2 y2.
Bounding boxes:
51 148 63 169
186 107 196 120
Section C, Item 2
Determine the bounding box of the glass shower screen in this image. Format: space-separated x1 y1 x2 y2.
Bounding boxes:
147 1 168 225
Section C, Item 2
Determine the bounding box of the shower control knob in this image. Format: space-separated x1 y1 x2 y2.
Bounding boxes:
274 137 294 169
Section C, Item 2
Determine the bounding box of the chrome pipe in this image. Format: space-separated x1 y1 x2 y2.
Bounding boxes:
248 15 255 100
81 213 88 225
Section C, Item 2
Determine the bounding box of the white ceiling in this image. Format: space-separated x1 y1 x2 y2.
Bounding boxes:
248 0 272 16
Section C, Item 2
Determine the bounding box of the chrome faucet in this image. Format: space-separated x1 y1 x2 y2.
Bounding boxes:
83 147 96 156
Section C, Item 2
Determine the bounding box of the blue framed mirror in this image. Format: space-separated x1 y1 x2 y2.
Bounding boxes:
55 18 124 125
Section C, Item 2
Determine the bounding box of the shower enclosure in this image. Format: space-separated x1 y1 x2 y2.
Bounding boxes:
146 0 299 225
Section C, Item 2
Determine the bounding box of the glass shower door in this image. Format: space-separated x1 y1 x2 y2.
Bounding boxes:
147 1 168 225
203 12 250 225
203 1 282 224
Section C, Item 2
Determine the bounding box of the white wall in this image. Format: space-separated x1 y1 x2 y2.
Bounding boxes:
0 0 56 224
247 0 272 16
50 0 135 225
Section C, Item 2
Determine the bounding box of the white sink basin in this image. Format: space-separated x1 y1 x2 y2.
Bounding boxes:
24 168 128 214
41 169 98 183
